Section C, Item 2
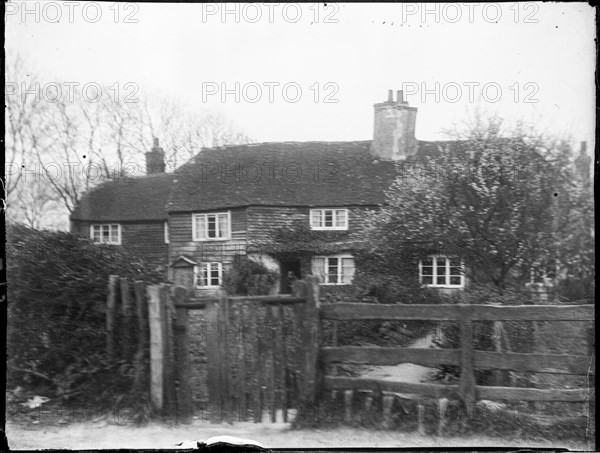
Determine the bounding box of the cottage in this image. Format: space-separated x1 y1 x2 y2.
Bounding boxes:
70 90 473 295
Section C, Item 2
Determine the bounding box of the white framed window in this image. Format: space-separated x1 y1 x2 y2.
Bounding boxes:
164 221 169 244
419 256 464 288
90 224 121 245
310 208 348 230
312 254 355 285
192 212 230 241
194 262 223 288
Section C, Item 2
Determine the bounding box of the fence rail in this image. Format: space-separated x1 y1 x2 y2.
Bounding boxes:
321 303 594 321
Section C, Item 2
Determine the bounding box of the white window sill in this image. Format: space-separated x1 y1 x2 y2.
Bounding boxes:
310 227 348 231
193 237 231 242
424 284 464 289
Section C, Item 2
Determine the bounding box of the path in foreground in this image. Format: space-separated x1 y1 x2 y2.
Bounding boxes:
6 419 592 450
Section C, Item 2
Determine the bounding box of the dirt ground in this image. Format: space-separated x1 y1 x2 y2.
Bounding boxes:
5 418 594 450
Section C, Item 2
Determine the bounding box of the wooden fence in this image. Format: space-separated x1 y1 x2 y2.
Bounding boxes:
109 275 594 430
321 301 595 429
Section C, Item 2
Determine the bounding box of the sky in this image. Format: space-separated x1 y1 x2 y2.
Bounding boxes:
5 2 597 149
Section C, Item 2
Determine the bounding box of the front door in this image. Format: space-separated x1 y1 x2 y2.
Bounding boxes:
279 260 302 294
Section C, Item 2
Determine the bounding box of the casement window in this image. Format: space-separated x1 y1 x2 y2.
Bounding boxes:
312 254 355 285
194 262 223 288
164 222 169 244
192 212 230 241
419 256 464 288
310 208 348 230
90 224 121 245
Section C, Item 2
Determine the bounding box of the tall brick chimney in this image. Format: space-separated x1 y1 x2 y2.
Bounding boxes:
574 141 591 184
370 89 418 161
146 137 166 174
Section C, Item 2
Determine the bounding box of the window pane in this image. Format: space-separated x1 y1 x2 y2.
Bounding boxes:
210 264 220 286
327 257 339 284
217 214 228 238
422 258 433 267
421 265 433 276
312 257 326 280
110 225 119 243
422 276 433 285
311 210 322 228
450 276 461 285
437 276 447 285
341 257 355 283
102 226 110 242
92 226 101 242
335 210 347 227
207 215 216 238
324 210 333 227
195 215 206 239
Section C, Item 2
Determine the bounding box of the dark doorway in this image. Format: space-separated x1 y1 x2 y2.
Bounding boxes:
280 260 302 294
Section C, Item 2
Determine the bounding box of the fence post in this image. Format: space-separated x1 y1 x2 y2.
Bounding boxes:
106 275 119 360
205 296 221 422
163 284 177 417
147 284 164 411
133 281 148 394
173 286 192 420
120 278 133 362
458 305 476 422
299 275 321 421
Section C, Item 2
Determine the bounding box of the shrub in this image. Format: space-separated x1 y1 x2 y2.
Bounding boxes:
222 255 279 296
6 223 165 410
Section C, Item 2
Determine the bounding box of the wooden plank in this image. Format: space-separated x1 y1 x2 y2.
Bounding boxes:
320 303 594 322
179 296 305 309
477 385 594 402
204 297 220 422
300 276 322 420
217 290 231 423
133 281 148 394
322 347 460 367
120 278 133 361
163 284 177 416
325 377 459 399
265 305 276 423
382 395 394 429
458 313 476 419
173 286 192 419
474 351 594 375
106 275 119 359
278 304 288 423
238 303 247 422
344 390 353 423
291 283 306 410
417 403 425 435
250 306 262 423
147 284 164 410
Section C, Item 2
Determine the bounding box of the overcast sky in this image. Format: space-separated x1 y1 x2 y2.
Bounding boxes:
6 2 596 149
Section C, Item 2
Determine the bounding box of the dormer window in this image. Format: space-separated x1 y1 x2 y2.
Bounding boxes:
193 212 231 241
310 209 348 230
90 224 121 245
419 256 464 288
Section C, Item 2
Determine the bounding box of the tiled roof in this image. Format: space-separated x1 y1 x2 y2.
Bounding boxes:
70 173 174 221
71 140 459 221
167 141 401 212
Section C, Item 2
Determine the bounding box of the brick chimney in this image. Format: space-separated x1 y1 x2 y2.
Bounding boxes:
146 137 166 174
370 89 418 161
574 141 591 184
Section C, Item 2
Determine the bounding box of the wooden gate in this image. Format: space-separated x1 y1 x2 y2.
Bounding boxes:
144 276 321 422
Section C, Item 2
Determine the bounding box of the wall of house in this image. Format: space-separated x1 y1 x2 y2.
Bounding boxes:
70 220 168 268
168 207 247 295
